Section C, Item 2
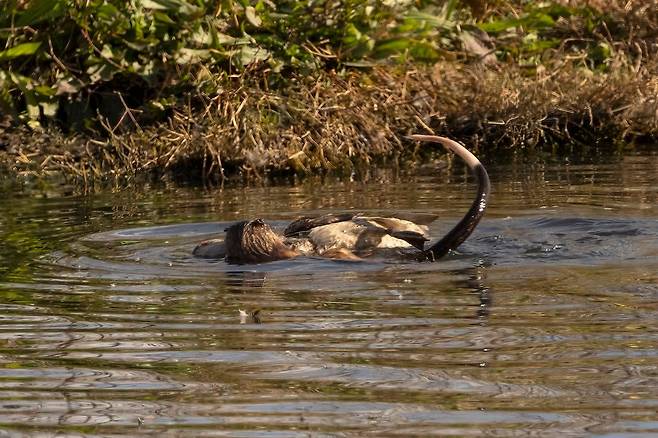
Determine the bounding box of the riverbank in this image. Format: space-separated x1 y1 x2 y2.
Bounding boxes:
2 58 656 188
1 1 657 188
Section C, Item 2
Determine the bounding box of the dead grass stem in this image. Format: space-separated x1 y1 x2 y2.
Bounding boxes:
2 57 656 188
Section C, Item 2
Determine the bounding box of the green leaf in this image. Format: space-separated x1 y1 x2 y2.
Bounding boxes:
444 0 459 21
153 11 176 24
374 38 411 57
9 72 40 122
140 0 202 17
245 6 262 27
236 45 270 66
521 13 555 29
40 99 59 117
16 0 66 27
175 48 211 64
342 60 377 68
34 85 56 97
191 27 212 45
480 11 555 34
405 11 451 29
87 63 116 84
96 3 120 23
0 71 17 118
479 18 520 33
54 78 82 95
0 42 42 61
409 42 440 61
140 0 172 11
523 38 560 53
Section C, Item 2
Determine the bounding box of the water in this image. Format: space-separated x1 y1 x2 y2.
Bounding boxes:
0 153 657 436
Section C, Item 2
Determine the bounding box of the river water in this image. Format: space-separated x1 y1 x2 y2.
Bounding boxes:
0 152 657 436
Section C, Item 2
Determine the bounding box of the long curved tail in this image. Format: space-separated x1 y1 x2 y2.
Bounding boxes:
409 135 491 261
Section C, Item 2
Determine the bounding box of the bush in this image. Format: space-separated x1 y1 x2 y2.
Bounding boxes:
0 0 465 130
0 0 654 132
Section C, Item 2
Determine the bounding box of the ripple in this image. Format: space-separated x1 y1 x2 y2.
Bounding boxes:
1 154 658 436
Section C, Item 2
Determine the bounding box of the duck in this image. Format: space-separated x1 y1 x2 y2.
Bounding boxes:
193 135 490 264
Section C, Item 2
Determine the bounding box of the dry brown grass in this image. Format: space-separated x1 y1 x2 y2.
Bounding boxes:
2 55 656 188
3 0 658 188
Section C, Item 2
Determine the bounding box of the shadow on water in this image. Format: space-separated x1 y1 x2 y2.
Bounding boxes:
0 153 657 435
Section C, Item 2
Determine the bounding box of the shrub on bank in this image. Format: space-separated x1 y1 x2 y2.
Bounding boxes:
0 1 656 184
0 0 458 130
2 0 654 130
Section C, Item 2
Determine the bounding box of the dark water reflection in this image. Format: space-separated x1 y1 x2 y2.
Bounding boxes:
0 153 657 436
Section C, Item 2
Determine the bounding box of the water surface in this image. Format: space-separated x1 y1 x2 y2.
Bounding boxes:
0 153 657 436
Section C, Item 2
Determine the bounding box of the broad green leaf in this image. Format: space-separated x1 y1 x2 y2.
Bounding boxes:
140 0 172 11
96 3 120 23
191 27 212 45
479 18 520 33
523 38 560 53
40 99 59 117
444 0 459 21
480 12 555 34
9 72 40 122
521 13 555 29
122 39 151 51
245 6 262 27
237 45 270 66
16 0 66 27
101 45 115 60
34 85 56 97
153 11 176 24
405 11 451 29
8 71 31 89
0 71 17 118
0 42 42 61
55 78 82 95
175 48 211 64
216 33 240 45
374 38 410 57
87 63 116 84
409 42 440 61
140 0 202 16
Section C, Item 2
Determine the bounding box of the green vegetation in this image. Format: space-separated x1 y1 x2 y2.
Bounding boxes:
0 0 466 129
1 0 657 186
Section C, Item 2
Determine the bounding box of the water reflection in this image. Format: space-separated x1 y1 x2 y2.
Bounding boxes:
0 153 657 435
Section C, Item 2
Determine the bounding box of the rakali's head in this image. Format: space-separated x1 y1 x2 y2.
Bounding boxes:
224 219 298 264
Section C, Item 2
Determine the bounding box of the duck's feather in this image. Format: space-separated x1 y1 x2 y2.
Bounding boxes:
307 217 428 254
284 212 438 237
283 213 357 237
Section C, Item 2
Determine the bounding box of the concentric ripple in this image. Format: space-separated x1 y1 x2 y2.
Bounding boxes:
0 154 657 436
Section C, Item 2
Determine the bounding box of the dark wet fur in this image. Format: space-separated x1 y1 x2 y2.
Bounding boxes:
422 163 490 260
225 219 298 264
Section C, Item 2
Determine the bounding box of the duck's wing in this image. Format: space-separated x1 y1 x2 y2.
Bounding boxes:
309 218 429 253
306 220 384 253
386 230 429 251
356 217 430 250
283 212 357 237
362 217 430 236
